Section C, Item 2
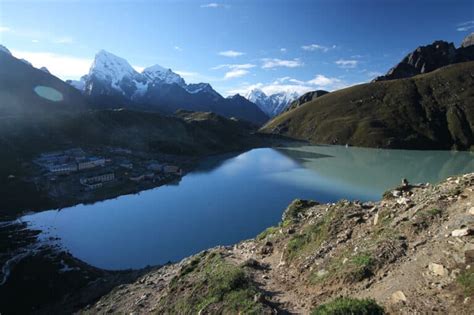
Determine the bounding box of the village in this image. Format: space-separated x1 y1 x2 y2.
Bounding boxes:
30 147 190 205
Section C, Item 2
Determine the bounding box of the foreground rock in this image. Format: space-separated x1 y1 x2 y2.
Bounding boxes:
83 173 474 314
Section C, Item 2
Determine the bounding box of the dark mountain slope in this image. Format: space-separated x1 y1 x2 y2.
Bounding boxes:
285 90 329 112
0 49 88 116
261 62 474 150
374 35 474 81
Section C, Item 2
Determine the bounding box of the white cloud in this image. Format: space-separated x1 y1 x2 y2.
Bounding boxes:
200 3 226 8
174 46 183 51
218 50 245 57
212 63 254 79
280 48 287 53
335 59 358 69
0 26 11 33
261 58 303 69
457 20 474 31
11 50 91 79
212 63 255 70
307 74 341 87
9 50 140 80
175 70 199 77
227 74 349 97
133 65 145 72
302 44 330 52
227 82 312 97
31 39 40 43
53 36 74 44
302 44 336 52
224 69 249 79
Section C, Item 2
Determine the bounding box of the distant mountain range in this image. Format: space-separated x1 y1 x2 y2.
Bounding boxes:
245 88 300 117
261 34 474 150
67 50 268 125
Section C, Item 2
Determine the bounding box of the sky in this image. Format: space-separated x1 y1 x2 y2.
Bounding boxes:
0 0 473 96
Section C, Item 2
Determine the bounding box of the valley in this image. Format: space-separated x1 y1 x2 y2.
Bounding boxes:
0 2 473 313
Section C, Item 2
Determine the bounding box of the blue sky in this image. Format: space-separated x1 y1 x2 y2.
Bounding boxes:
1 0 473 96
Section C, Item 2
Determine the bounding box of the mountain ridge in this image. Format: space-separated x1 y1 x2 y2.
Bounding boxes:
65 49 268 125
261 61 474 150
245 88 300 117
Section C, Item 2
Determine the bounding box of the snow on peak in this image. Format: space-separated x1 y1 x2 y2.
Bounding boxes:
245 88 299 116
89 50 138 84
0 44 11 55
185 83 221 98
142 64 186 86
245 88 267 103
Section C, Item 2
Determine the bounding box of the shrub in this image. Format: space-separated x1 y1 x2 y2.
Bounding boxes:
457 268 474 296
311 297 385 315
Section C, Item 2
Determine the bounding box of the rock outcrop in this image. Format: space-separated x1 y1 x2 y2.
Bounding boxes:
285 90 329 112
374 33 474 81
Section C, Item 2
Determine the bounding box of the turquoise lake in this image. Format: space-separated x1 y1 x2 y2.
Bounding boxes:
21 145 474 269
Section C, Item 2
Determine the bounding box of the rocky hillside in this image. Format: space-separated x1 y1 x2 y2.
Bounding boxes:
260 61 474 150
374 35 474 81
83 173 474 314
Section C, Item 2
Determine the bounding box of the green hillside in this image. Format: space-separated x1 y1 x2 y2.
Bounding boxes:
260 62 474 150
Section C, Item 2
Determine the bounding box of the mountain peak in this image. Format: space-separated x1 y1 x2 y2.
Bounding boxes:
185 83 220 97
374 39 474 81
461 32 474 48
89 49 138 83
0 44 11 55
245 89 300 117
40 67 50 74
143 64 168 73
142 64 185 87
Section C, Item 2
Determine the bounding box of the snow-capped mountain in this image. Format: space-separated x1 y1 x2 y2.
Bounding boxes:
245 89 300 117
67 49 268 125
142 64 186 87
185 83 221 99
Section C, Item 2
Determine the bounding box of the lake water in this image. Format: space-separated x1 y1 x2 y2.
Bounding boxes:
21 145 474 270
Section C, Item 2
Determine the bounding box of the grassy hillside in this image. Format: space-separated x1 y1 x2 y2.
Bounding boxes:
261 62 474 150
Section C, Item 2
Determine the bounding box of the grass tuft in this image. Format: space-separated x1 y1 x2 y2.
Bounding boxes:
311 297 385 315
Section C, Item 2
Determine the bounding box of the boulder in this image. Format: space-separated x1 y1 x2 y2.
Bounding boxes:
428 263 448 276
391 290 407 304
451 228 473 237
468 207 474 215
373 212 379 226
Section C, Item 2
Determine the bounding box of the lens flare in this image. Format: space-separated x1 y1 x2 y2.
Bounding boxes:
34 86 63 102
